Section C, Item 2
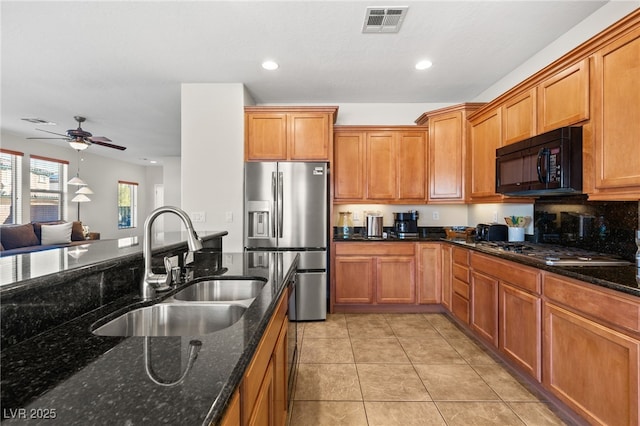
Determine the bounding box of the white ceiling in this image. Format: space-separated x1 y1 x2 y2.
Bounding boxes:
1 1 611 165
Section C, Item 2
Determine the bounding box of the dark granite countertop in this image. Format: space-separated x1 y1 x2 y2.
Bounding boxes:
0 231 228 293
1 251 298 425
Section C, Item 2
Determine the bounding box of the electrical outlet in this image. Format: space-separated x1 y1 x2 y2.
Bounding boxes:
225 211 233 223
432 211 440 220
353 212 360 221
492 211 498 222
191 211 206 223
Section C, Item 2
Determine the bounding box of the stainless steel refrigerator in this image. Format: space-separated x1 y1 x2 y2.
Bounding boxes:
244 162 328 321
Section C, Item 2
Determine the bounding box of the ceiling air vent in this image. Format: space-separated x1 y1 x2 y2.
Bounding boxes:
362 6 408 33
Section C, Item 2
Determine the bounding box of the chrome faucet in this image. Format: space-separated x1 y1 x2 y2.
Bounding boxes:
141 206 203 300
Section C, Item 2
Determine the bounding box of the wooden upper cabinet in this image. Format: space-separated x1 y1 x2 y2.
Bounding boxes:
537 58 590 133
366 132 397 199
333 131 365 200
397 132 427 200
245 112 288 160
416 103 484 203
469 107 503 201
589 25 640 200
502 88 536 145
288 113 331 160
333 126 427 203
245 106 338 161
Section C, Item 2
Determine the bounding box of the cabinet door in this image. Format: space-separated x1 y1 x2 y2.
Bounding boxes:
538 58 589 133
273 320 288 426
334 256 374 304
366 132 397 199
397 131 427 201
592 27 640 194
499 283 541 381
469 108 502 200
333 132 365 200
502 89 536 145
246 113 288 160
376 256 416 304
429 111 464 200
247 359 275 426
220 390 241 426
544 302 639 426
417 243 441 304
470 271 499 347
288 113 330 160
441 245 452 310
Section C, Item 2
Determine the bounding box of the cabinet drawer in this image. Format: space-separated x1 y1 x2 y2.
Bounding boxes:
452 247 469 265
452 278 469 299
471 253 540 294
452 264 470 283
335 242 415 256
452 292 470 324
543 272 640 334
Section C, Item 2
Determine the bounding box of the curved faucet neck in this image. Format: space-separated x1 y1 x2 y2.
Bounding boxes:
141 206 203 300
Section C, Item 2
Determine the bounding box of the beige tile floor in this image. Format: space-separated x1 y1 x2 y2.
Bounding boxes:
289 313 572 426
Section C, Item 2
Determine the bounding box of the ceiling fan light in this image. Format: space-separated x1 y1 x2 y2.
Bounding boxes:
68 176 87 186
71 194 91 203
69 140 89 151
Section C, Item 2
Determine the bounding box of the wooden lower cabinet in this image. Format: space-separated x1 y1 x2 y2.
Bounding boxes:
273 321 288 426
376 256 416 304
450 247 471 324
499 283 541 380
219 390 241 426
470 271 498 346
333 242 419 310
417 243 442 304
440 245 452 309
241 291 288 426
334 256 375 304
247 359 274 426
544 302 639 426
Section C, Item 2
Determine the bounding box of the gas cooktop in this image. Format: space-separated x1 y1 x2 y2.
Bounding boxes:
476 242 632 267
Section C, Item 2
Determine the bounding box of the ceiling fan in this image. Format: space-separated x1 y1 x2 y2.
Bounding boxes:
27 116 126 151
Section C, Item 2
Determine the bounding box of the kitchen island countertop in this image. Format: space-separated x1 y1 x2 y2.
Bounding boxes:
1 251 298 425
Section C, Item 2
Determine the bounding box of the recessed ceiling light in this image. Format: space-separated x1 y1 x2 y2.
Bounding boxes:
415 60 433 70
262 60 279 71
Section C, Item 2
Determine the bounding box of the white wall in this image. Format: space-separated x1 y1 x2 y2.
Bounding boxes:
473 1 639 102
181 83 252 252
1 131 153 239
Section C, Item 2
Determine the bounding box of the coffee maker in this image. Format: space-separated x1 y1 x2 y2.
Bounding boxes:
392 211 419 239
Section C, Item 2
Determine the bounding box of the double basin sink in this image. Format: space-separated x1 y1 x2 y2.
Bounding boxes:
92 277 267 337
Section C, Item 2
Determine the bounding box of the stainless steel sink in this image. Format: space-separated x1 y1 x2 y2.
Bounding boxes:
173 278 266 302
92 303 246 336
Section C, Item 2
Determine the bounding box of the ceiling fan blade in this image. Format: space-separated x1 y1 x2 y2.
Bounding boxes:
27 137 69 140
90 139 127 151
88 136 112 143
36 128 69 137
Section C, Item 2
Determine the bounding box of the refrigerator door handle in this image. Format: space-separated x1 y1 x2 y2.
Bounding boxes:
278 171 284 238
271 171 277 238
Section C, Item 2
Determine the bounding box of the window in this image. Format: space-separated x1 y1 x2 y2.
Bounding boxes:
118 181 138 229
0 149 23 224
30 155 67 222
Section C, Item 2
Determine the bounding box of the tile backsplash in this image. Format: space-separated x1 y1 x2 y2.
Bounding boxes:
534 196 639 261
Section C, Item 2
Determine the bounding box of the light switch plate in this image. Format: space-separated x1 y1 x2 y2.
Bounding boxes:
191 211 206 223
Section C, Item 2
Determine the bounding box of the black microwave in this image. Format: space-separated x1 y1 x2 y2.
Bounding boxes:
495 127 582 196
